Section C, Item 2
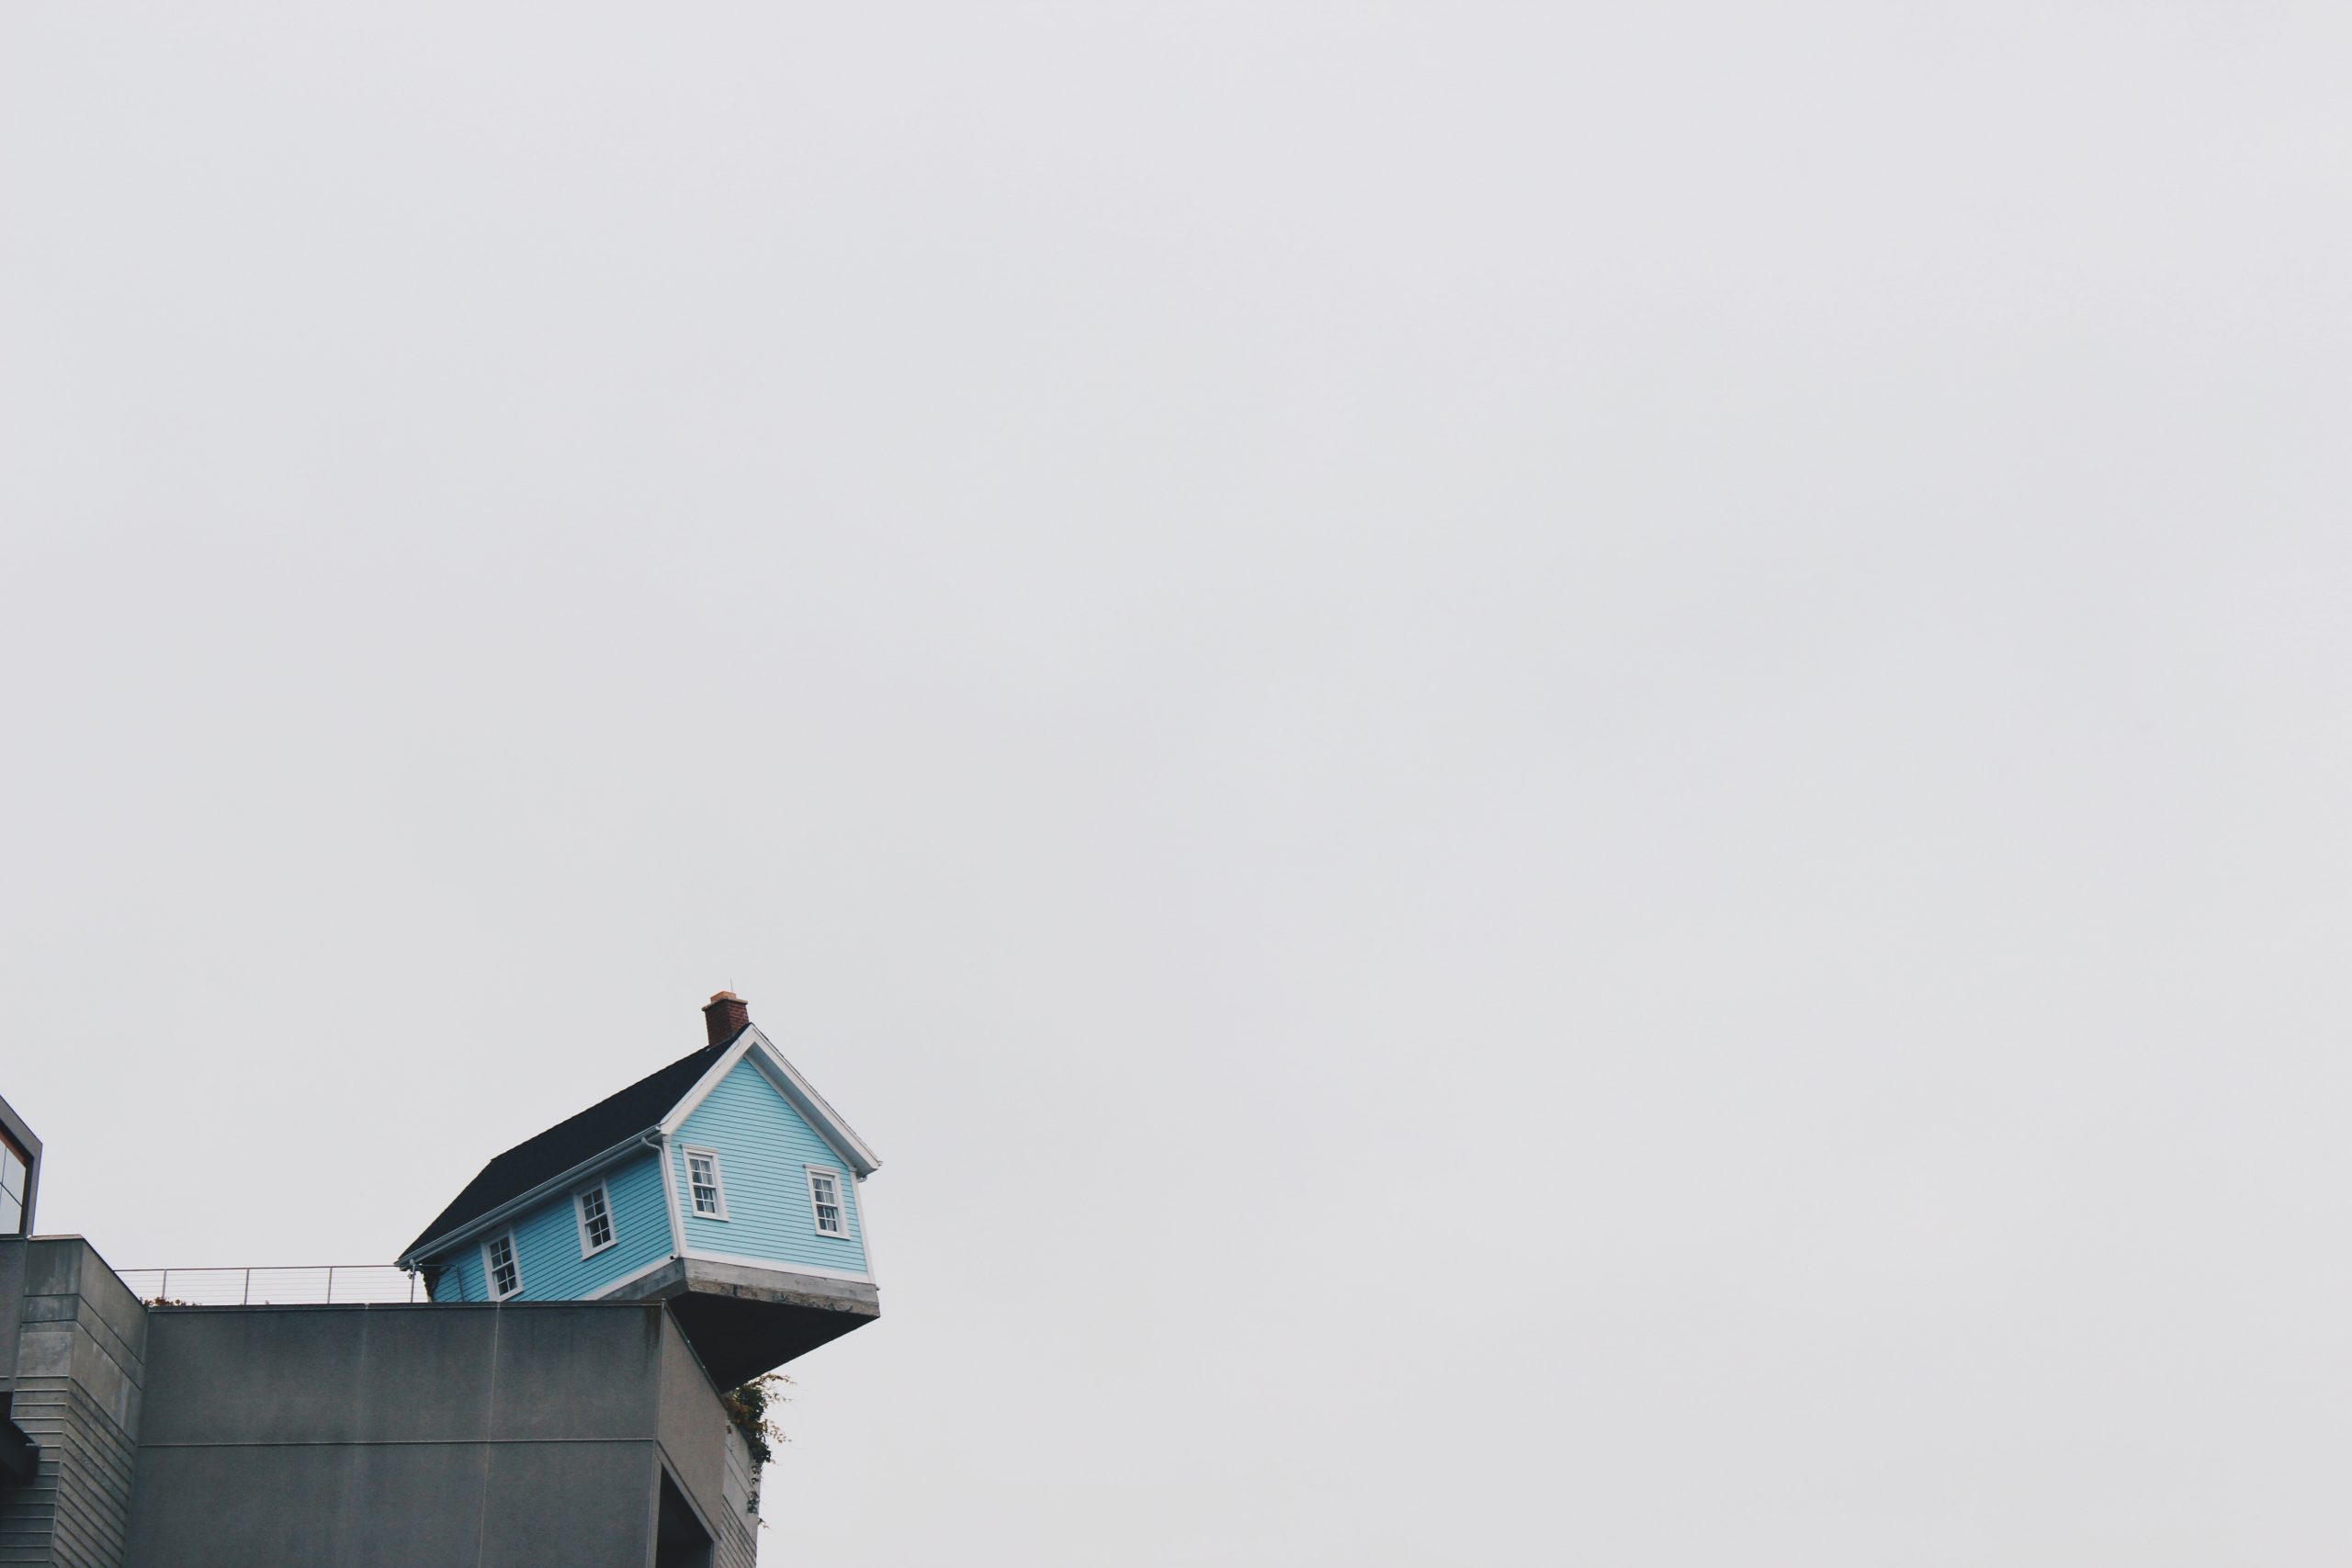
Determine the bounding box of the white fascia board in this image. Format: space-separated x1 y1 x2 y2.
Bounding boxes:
397 1133 656 1269
585 1252 684 1300
587 1248 876 1297
677 1247 874 1286
659 1031 758 1138
750 1033 881 1175
658 1025 882 1179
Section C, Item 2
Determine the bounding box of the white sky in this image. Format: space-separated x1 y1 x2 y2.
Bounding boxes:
4 5 2349 1563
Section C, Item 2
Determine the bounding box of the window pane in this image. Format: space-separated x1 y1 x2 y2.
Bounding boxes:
488 1234 520 1296
582 1187 614 1249
0 1192 17 1235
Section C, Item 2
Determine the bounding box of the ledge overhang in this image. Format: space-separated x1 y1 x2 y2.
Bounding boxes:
605 1258 878 1387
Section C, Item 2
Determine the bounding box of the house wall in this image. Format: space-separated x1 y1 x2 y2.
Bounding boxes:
426 1152 673 1305
671 1061 869 1280
426 1247 479 1303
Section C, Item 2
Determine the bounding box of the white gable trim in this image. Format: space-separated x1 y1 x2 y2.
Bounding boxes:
657 1025 881 1178
661 1033 756 1143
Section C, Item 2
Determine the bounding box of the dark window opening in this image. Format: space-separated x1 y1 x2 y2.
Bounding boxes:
656 1472 715 1568
0 1130 27 1236
0 1394 37 1490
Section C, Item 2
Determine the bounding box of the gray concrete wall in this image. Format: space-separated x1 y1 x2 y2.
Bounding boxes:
716 1428 758 1568
0 1238 150 1568
120 1303 740 1568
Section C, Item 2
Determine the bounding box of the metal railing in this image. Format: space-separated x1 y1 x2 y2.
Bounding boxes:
118 1265 429 1306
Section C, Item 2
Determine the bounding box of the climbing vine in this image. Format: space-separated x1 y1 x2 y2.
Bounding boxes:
719 1372 793 1515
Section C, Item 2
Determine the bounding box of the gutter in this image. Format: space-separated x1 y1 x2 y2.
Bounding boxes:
397 1131 657 1269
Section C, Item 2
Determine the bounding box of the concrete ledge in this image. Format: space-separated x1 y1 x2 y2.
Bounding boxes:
606 1258 879 1385
613 1257 878 1314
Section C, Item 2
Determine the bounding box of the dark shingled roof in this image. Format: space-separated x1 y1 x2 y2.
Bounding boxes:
401 1034 735 1259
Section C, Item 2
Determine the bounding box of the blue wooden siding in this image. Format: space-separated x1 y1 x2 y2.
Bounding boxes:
427 1246 481 1302
424 1150 673 1302
672 1059 869 1277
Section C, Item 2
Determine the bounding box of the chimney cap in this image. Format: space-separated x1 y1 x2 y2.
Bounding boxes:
702 989 752 1049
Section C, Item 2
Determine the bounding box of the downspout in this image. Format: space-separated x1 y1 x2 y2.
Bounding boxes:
644 1130 686 1262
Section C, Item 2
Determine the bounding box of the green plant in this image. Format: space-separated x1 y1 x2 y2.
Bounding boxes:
719 1373 792 1515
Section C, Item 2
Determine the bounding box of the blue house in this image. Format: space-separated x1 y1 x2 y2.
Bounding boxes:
398 993 881 1385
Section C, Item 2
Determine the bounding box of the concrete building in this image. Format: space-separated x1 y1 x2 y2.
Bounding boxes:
0 995 884 1566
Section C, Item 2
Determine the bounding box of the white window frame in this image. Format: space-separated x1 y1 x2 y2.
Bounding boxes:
575 1181 617 1258
683 1146 729 1220
805 1165 849 1237
481 1230 523 1301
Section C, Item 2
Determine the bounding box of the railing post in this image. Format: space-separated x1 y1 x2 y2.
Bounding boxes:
130 1264 428 1307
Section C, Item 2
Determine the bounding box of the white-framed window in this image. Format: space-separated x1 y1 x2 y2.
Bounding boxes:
481 1231 523 1301
576 1182 616 1257
684 1147 728 1219
805 1167 848 1237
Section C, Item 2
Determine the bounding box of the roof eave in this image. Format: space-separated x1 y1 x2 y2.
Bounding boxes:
397 1130 659 1269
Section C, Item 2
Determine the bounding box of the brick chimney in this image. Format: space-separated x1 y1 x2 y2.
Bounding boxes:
702 991 751 1048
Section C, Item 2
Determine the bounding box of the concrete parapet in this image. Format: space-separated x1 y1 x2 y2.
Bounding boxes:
122 1303 740 1568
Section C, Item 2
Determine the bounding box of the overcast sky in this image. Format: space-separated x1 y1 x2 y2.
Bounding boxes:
5 5 2349 1563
